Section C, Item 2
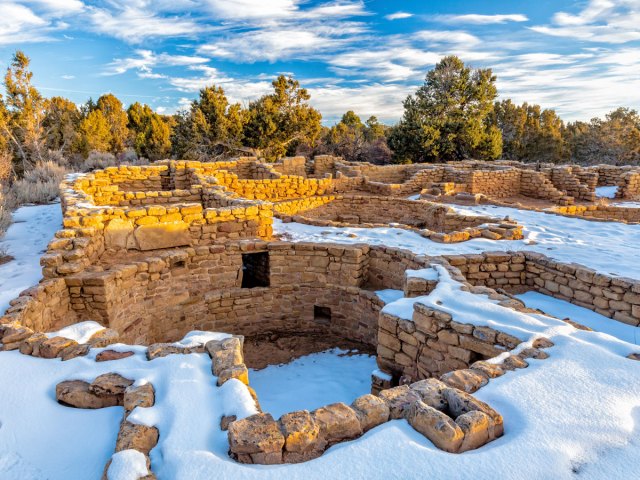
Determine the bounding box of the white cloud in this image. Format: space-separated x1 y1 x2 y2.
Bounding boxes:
18 0 84 15
199 23 366 62
103 50 209 76
0 3 56 45
385 12 413 21
167 66 273 103
531 0 640 43
416 30 481 45
87 6 204 43
61 74 75 79
435 13 528 25
205 0 298 20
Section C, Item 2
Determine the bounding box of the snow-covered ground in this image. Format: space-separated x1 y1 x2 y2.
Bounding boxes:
516 291 640 345
0 202 61 313
596 186 618 198
276 203 640 279
249 349 376 418
2 269 640 479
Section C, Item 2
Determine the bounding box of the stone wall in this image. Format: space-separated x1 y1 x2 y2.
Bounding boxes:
616 172 640 199
551 204 640 223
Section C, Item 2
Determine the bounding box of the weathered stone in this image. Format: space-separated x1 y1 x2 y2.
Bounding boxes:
217 365 249 386
208 337 244 376
518 348 549 360
456 411 492 452
407 400 464 453
350 394 390 431
502 355 529 370
440 369 489 393
89 373 134 397
443 388 503 439
220 415 237 431
60 343 90 361
19 333 47 356
279 410 322 462
627 353 640 361
147 343 185 360
40 336 78 359
470 361 505 379
409 378 448 411
378 385 421 419
228 413 284 464
313 403 363 444
532 337 554 349
1 323 33 347
87 328 120 348
124 384 155 412
134 222 191 251
56 380 119 409
96 349 135 362
116 421 159 454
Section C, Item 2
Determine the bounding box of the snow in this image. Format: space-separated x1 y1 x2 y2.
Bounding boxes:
516 291 640 345
275 203 640 279
382 265 565 342
107 450 150 480
596 186 618 198
173 331 231 348
45 321 106 344
375 288 404 304
0 202 61 313
406 267 438 281
249 349 376 418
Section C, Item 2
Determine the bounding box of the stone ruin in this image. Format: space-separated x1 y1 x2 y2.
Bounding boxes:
2 156 640 476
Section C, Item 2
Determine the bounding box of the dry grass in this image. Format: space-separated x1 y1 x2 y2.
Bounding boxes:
10 160 67 206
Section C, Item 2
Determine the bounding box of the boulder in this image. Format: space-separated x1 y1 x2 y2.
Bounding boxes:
124 384 155 412
40 336 78 359
440 369 489 393
279 410 323 462
313 403 362 444
407 400 464 453
96 350 135 362
2 324 34 350
502 355 528 370
228 413 285 465
378 385 421 419
217 365 249 386
207 338 244 376
409 379 448 411
518 348 549 360
350 394 390 432
469 361 505 379
56 380 119 409
18 333 47 356
443 388 503 439
87 329 120 348
220 415 237 431
115 421 159 454
60 343 90 361
89 373 134 397
456 411 491 452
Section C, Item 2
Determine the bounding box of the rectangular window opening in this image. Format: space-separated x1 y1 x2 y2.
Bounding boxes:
314 305 332 326
241 252 270 288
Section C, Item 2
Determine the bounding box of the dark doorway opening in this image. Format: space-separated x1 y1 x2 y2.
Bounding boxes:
241 252 270 288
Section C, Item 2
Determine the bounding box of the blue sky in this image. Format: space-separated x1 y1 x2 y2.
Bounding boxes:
1 0 639 124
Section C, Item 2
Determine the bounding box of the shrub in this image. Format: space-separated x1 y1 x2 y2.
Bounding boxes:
10 160 68 205
0 188 12 237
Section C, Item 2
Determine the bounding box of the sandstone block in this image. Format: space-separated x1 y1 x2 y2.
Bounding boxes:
124 384 155 412
407 400 463 453
40 336 78 359
440 369 488 393
116 421 159 455
456 410 492 452
228 413 284 464
409 378 448 411
378 385 421 419
313 403 363 444
351 394 390 431
89 373 134 397
56 380 119 409
279 410 323 462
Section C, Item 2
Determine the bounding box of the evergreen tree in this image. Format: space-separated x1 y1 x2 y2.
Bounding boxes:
127 102 171 160
76 109 111 155
389 56 500 163
3 51 46 170
43 96 81 154
243 76 322 161
96 94 130 154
